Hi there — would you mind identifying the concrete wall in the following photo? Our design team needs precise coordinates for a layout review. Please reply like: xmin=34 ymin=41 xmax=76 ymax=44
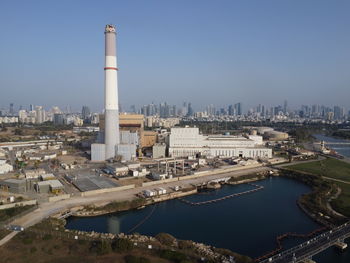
xmin=81 ymin=184 xmax=135 ymax=197
xmin=142 ymin=178 xmax=179 ymax=187
xmin=0 ymin=200 xmax=37 ymax=210
xmin=48 ymin=194 xmax=71 ymax=202
xmin=179 ymin=163 xmax=262 ymax=181
xmin=152 ymin=189 xmax=197 ymax=202
xmin=141 ymin=163 xmax=263 ymax=187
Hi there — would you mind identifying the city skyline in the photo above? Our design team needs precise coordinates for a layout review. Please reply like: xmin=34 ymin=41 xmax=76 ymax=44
xmin=1 ymin=1 xmax=350 ymax=111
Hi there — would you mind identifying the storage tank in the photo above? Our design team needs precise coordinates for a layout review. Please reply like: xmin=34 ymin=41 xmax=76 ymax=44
xmin=264 ymin=131 xmax=289 ymax=141
xmin=250 ymin=130 xmax=257 ymax=135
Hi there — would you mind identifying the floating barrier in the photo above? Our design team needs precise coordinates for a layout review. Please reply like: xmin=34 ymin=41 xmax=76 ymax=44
xmin=178 ymin=183 xmax=264 ymax=206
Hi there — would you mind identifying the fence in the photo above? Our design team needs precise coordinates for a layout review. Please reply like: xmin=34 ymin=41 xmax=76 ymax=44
xmin=80 ymin=184 xmax=136 ymax=197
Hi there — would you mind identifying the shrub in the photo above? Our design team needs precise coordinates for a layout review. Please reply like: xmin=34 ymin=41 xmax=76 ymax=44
xmin=112 ymin=238 xmax=134 ymax=252
xmin=155 ymin=233 xmax=176 ymax=246
xmin=43 ymin=234 xmax=52 ymax=240
xmin=89 ymin=240 xmax=112 ymax=255
xmin=159 ymin=249 xmax=188 ymax=263
xmin=22 ymin=238 xmax=33 ymax=245
xmin=124 ymin=255 xmax=151 ymax=263
xmin=97 ymin=240 xmax=112 ymax=255
xmin=178 ymin=240 xmax=194 ymax=250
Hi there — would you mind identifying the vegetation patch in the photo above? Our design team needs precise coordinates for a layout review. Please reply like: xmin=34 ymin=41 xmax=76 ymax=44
xmin=288 ymin=158 xmax=350 ymax=182
xmin=85 ymin=198 xmax=147 ymax=214
xmin=287 ymin=158 xmax=350 ymax=218
xmin=0 ymin=205 xmax=35 ymax=222
xmin=330 ymin=182 xmax=350 ymax=217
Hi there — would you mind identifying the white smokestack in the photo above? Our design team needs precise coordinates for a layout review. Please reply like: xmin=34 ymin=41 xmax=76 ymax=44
xmin=104 ymin=24 xmax=119 ymax=159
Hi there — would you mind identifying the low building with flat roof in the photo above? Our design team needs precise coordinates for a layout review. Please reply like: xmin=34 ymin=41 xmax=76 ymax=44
xmin=0 ymin=179 xmax=27 ymax=193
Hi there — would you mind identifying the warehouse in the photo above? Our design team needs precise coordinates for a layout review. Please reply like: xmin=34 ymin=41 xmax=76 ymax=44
xmin=0 ymin=179 xmax=27 ymax=193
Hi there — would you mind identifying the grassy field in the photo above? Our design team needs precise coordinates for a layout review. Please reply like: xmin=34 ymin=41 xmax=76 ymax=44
xmin=288 ymin=158 xmax=350 ymax=182
xmin=330 ymin=182 xmax=350 ymax=217
xmin=288 ymin=158 xmax=350 ymax=217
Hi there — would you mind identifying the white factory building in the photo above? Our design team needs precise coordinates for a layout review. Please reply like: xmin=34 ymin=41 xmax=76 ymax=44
xmin=168 ymin=127 xmax=272 ymax=159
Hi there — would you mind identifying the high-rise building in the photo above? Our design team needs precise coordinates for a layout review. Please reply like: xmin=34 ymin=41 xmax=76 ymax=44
xmin=130 ymin=105 xmax=136 ymax=113
xmin=334 ymin=106 xmax=344 ymax=120
xmin=187 ymin=103 xmax=193 ymax=116
xmin=82 ymin=106 xmax=91 ymax=120
xmin=9 ymin=103 xmax=14 ymax=115
xmin=35 ymin=106 xmax=45 ymax=124
xmin=283 ymin=100 xmax=288 ymax=114
xmin=234 ymin=103 xmax=242 ymax=116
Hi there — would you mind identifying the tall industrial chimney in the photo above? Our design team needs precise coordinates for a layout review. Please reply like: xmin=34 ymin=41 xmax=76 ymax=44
xmin=104 ymin=24 xmax=120 ymax=159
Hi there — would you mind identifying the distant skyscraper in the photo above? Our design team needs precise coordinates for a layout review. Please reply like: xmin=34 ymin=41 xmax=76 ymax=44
xmin=35 ymin=106 xmax=45 ymax=124
xmin=283 ymin=100 xmax=288 ymax=114
xmin=29 ymin=104 xmax=34 ymax=111
xmin=187 ymin=103 xmax=193 ymax=116
xmin=228 ymin=105 xmax=234 ymax=116
xmin=234 ymin=103 xmax=242 ymax=116
xmin=82 ymin=106 xmax=91 ymax=120
xmin=53 ymin=113 xmax=65 ymax=125
xmin=9 ymin=103 xmax=14 ymax=115
xmin=333 ymin=106 xmax=344 ymax=120
xmin=206 ymin=104 xmax=216 ymax=116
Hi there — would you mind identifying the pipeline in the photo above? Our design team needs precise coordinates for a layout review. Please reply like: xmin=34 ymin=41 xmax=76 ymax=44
xmin=126 ymin=204 xmax=158 ymax=234
xmin=178 ymin=183 xmax=264 ymax=206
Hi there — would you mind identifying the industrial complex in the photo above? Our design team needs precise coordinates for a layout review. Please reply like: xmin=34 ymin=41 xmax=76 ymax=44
xmin=0 ymin=25 xmax=306 ymax=252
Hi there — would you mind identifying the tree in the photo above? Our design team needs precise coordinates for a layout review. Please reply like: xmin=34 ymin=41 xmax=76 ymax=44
xmin=34 ymin=160 xmax=41 ymax=169
xmin=14 ymin=128 xmax=23 ymax=135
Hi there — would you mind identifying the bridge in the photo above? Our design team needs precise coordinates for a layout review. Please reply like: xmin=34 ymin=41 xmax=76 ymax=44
xmin=314 ymin=142 xmax=350 ymax=145
xmin=57 ymin=211 xmax=74 ymax=220
xmin=258 ymin=222 xmax=350 ymax=263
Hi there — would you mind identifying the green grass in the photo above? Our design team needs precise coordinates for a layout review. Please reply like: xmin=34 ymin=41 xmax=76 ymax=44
xmin=288 ymin=158 xmax=350 ymax=182
xmin=331 ymin=182 xmax=350 ymax=216
xmin=288 ymin=158 xmax=350 ymax=217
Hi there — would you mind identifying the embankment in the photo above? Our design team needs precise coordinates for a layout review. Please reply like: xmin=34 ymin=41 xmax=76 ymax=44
xmin=280 ymin=168 xmax=346 ymax=226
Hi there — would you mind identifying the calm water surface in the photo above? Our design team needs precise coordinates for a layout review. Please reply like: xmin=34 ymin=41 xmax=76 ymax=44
xmin=66 ymin=177 xmax=350 ymax=261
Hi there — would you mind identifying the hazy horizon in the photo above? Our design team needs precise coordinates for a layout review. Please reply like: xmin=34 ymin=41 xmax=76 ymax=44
xmin=1 ymin=0 xmax=349 ymax=112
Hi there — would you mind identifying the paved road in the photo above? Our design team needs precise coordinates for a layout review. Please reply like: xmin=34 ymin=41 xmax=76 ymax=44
xmin=0 ymin=165 xmax=269 ymax=246
xmin=0 ymin=232 xmax=17 ymax=247
xmin=274 ymin=157 xmax=325 ymax=168
xmin=322 ymin=176 xmax=350 ymax=185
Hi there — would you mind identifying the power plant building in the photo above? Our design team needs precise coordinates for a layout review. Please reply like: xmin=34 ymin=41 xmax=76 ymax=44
xmin=168 ymin=127 xmax=272 ymax=159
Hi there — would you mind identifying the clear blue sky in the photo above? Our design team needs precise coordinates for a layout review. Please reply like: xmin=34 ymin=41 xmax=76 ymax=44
xmin=0 ymin=0 xmax=349 ymax=112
